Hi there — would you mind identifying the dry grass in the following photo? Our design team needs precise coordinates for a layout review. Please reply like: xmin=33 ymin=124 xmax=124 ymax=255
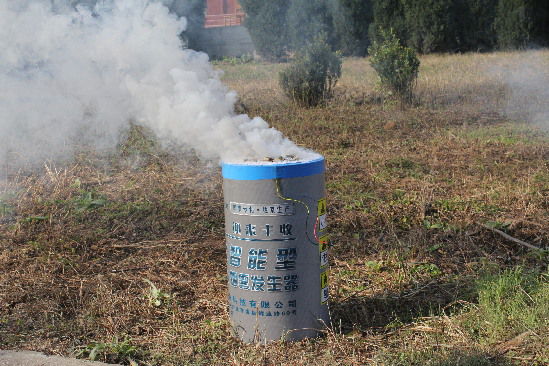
xmin=1 ymin=51 xmax=548 ymax=365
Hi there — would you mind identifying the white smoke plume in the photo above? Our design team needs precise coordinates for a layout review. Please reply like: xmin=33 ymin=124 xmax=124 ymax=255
xmin=0 ymin=0 xmax=315 ymax=174
xmin=499 ymin=51 xmax=549 ymax=129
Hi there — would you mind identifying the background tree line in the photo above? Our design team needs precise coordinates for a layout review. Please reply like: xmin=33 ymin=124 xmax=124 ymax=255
xmin=237 ymin=0 xmax=549 ymax=60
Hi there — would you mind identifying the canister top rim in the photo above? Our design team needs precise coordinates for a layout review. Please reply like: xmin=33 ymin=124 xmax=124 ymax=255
xmin=222 ymin=156 xmax=325 ymax=180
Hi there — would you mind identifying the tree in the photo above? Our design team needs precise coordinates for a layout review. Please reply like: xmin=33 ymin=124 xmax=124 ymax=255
xmin=535 ymin=0 xmax=549 ymax=45
xmin=494 ymin=0 xmax=549 ymax=49
xmin=329 ymin=0 xmax=373 ymax=56
xmin=286 ymin=0 xmax=335 ymax=51
xmin=370 ymin=0 xmax=525 ymax=53
xmin=454 ymin=0 xmax=498 ymax=51
xmin=369 ymin=0 xmax=407 ymax=47
xmin=239 ymin=0 xmax=290 ymax=60
xmin=402 ymin=0 xmax=458 ymax=53
xmin=168 ymin=0 xmax=206 ymax=50
xmin=495 ymin=0 xmax=534 ymax=49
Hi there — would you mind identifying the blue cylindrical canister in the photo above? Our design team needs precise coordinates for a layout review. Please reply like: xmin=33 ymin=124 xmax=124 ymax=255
xmin=222 ymin=156 xmax=330 ymax=342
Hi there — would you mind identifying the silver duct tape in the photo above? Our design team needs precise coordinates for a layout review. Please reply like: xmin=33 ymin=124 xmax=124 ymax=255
xmin=223 ymin=173 xmax=330 ymax=343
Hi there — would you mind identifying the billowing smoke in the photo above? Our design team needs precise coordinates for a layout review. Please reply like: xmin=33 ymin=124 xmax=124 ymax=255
xmin=0 ymin=0 xmax=315 ymax=175
xmin=500 ymin=51 xmax=549 ymax=129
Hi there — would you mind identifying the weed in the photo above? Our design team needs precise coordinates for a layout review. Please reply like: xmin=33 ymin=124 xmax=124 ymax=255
xmin=26 ymin=241 xmax=44 ymax=251
xmin=73 ymin=191 xmax=106 ymax=212
xmin=423 ymin=219 xmax=445 ymax=230
xmin=22 ymin=215 xmax=48 ymax=223
xmin=385 ymin=316 xmax=405 ymax=330
xmin=427 ymin=243 xmax=445 ymax=252
xmin=76 ymin=336 xmax=142 ymax=364
xmin=366 ymin=260 xmax=384 ymax=272
xmin=410 ymin=263 xmax=443 ymax=278
xmin=144 ymin=279 xmax=171 ymax=307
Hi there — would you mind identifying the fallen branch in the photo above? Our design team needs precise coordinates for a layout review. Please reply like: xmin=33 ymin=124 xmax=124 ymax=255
xmin=494 ymin=330 xmax=535 ymax=354
xmin=480 ymin=224 xmax=546 ymax=251
xmin=111 ymin=266 xmax=150 ymax=273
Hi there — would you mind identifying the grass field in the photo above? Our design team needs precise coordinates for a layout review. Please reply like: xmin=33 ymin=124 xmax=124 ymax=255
xmin=0 ymin=50 xmax=548 ymax=365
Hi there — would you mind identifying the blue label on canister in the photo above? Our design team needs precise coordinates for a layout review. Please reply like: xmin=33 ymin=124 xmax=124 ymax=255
xmin=222 ymin=157 xmax=325 ymax=181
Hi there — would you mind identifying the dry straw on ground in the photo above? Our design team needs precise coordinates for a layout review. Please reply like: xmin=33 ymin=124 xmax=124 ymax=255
xmin=1 ymin=51 xmax=548 ymax=365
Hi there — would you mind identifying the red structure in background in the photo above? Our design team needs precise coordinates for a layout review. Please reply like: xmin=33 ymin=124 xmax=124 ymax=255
xmin=204 ymin=0 xmax=245 ymax=28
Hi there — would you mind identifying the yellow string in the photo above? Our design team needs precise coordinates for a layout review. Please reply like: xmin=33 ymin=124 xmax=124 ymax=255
xmin=275 ymin=178 xmax=317 ymax=246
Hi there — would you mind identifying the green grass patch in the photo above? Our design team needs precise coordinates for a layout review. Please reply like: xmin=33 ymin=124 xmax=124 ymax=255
xmin=385 ymin=157 xmax=428 ymax=179
xmin=456 ymin=123 xmax=549 ymax=145
xmin=0 ymin=197 xmax=14 ymax=217
xmin=327 ymin=174 xmax=378 ymax=211
xmin=462 ymin=267 xmax=548 ymax=344
xmin=117 ymin=123 xmax=159 ymax=157
xmin=374 ymin=349 xmax=502 ymax=366
xmin=532 ymin=169 xmax=549 ymax=191
xmin=217 ymin=62 xmax=285 ymax=82
xmin=433 ymin=197 xmax=502 ymax=216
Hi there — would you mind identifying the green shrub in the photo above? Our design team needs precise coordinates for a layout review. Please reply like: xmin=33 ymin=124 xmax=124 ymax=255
xmin=279 ymin=39 xmax=342 ymax=107
xmin=368 ymin=29 xmax=420 ymax=103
